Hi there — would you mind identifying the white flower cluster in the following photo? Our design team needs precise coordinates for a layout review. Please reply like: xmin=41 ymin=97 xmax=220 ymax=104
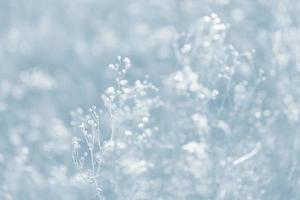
xmin=71 ymin=57 xmax=161 ymax=199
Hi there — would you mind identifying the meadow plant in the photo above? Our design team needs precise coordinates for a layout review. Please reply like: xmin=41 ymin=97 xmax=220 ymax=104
xmin=71 ymin=57 xmax=161 ymax=199
xmin=71 ymin=14 xmax=268 ymax=199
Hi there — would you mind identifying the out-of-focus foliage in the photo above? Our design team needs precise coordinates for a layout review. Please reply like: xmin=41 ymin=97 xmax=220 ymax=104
xmin=1 ymin=0 xmax=300 ymax=199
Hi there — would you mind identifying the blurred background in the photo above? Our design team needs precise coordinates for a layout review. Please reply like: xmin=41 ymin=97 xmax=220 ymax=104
xmin=1 ymin=0 xmax=300 ymax=199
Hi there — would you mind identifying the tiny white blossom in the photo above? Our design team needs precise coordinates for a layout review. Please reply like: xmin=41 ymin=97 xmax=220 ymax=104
xmin=105 ymin=87 xmax=115 ymax=95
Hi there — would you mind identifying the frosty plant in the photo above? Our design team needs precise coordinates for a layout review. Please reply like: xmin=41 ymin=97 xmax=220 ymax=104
xmin=71 ymin=57 xmax=160 ymax=199
xmin=71 ymin=13 xmax=270 ymax=200
xmin=71 ymin=106 xmax=104 ymax=199
xmin=155 ymin=14 xmax=267 ymax=199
